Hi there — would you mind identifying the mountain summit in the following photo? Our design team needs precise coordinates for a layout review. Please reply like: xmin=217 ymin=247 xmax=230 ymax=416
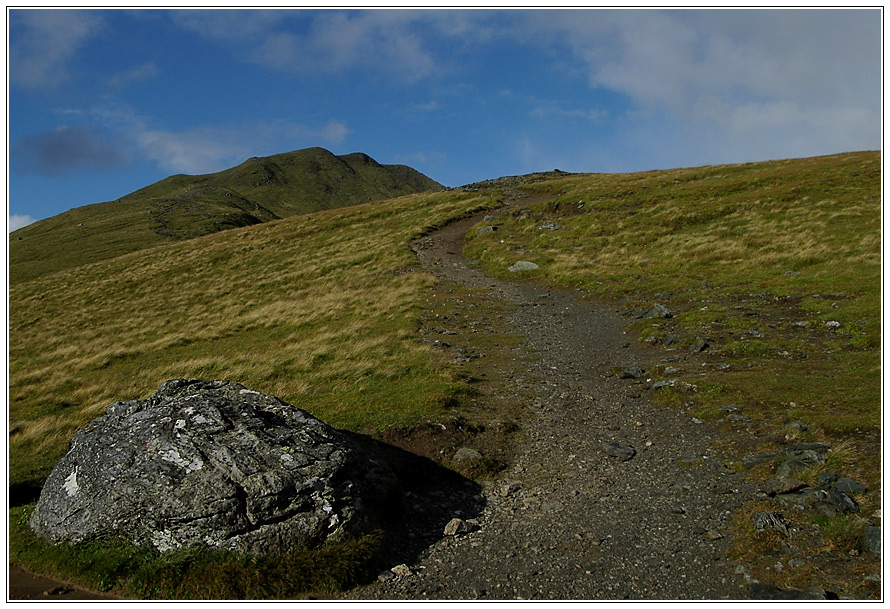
xmin=10 ymin=147 xmax=443 ymax=283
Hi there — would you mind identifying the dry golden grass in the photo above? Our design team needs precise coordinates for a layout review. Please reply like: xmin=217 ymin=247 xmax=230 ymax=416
xmin=9 ymin=189 xmax=500 ymax=488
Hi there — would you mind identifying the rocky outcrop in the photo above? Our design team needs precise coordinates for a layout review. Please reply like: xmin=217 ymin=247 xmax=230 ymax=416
xmin=29 ymin=379 xmax=398 ymax=556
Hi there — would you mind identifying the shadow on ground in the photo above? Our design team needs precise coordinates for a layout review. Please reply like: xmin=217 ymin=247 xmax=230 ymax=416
xmin=345 ymin=429 xmax=486 ymax=579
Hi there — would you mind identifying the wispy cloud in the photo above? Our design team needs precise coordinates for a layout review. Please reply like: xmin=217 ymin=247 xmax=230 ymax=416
xmin=105 ymin=62 xmax=159 ymax=89
xmin=510 ymin=9 xmax=880 ymax=161
xmin=9 ymin=214 xmax=37 ymax=232
xmin=170 ymin=9 xmax=441 ymax=83
xmin=9 ymin=9 xmax=104 ymax=90
xmin=11 ymin=125 xmax=128 ymax=175
xmin=135 ymin=119 xmax=352 ymax=175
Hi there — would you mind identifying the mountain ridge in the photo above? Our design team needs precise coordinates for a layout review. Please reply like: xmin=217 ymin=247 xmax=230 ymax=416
xmin=10 ymin=147 xmax=443 ymax=283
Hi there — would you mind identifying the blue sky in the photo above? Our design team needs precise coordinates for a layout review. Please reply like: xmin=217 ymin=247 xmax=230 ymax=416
xmin=7 ymin=8 xmax=882 ymax=231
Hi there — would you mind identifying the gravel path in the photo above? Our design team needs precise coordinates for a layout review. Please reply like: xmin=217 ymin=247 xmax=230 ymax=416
xmin=344 ymin=194 xmax=757 ymax=600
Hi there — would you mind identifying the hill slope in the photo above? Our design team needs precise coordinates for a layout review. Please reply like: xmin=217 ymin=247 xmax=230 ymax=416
xmin=9 ymin=147 xmax=442 ymax=283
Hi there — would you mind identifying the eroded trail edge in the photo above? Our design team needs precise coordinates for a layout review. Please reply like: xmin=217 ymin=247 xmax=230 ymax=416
xmin=346 ymin=195 xmax=756 ymax=600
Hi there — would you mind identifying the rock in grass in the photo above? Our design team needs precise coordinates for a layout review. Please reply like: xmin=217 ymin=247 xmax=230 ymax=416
xmin=752 ymin=511 xmax=790 ymax=537
xmin=775 ymin=450 xmax=825 ymax=478
xmin=508 ymin=260 xmax=539 ymax=272
xmin=636 ymin=303 xmax=673 ymax=319
xmin=29 ymin=379 xmax=398 ymax=556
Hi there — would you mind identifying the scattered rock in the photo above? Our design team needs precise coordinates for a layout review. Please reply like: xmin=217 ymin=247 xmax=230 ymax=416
xmin=477 ymin=226 xmax=498 ymax=235
xmin=603 ymin=442 xmax=636 ymax=461
xmin=637 ymin=304 xmax=673 ymax=319
xmin=690 ymin=338 xmax=710 ymax=353
xmin=775 ymin=450 xmax=826 ymax=478
xmin=508 ymin=260 xmax=539 ymax=272
xmin=443 ymin=517 xmax=477 ymax=536
xmin=647 ymin=380 xmax=673 ymax=390
xmin=454 ymin=447 xmax=483 ymax=463
xmin=817 ymin=471 xmax=839 ymax=488
xmin=752 ymin=511 xmax=790 ymax=537
xmin=499 ymin=481 xmax=521 ymax=497
xmin=391 ymin=564 xmax=413 ymax=577
xmin=618 ymin=365 xmax=645 ymax=379
xmin=785 ymin=420 xmax=809 ymax=432
xmin=814 ymin=488 xmax=860 ymax=517
xmin=863 ymin=526 xmax=881 ymax=555
xmin=29 ymin=379 xmax=398 ymax=556
xmin=743 ymin=452 xmax=782 ymax=469
xmin=832 ymin=477 xmax=867 ymax=495
xmin=825 ymin=321 xmax=842 ymax=329
xmin=761 ymin=478 xmax=807 ymax=497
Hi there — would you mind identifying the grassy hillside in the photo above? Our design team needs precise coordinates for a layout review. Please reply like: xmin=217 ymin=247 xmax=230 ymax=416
xmin=464 ymin=151 xmax=880 ymax=469
xmin=9 ymin=147 xmax=442 ymax=283
xmin=8 ymin=151 xmax=880 ymax=598
xmin=8 ymin=190 xmax=497 ymax=495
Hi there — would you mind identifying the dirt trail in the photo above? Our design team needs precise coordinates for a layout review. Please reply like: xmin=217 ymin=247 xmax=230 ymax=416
xmin=345 ymin=192 xmax=756 ymax=600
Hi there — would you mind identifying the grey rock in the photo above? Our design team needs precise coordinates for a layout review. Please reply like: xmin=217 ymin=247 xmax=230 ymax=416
xmin=785 ymin=420 xmax=809 ymax=432
xmin=772 ymin=487 xmax=823 ymax=510
xmin=786 ymin=442 xmax=830 ymax=454
xmin=619 ymin=365 xmax=645 ymax=379
xmin=603 ymin=442 xmax=636 ymax=461
xmin=727 ymin=413 xmax=752 ymax=424
xmin=690 ymin=338 xmax=710 ymax=353
xmin=508 ymin=260 xmax=539 ymax=272
xmin=743 ymin=452 xmax=781 ymax=469
xmin=832 ymin=477 xmax=866 ymax=495
xmin=752 ymin=511 xmax=790 ymax=537
xmin=817 ymin=471 xmax=839 ymax=488
xmin=29 ymin=379 xmax=397 ymax=556
xmin=477 ymin=226 xmax=498 ymax=235
xmin=775 ymin=450 xmax=825 ymax=478
xmin=637 ymin=303 xmax=673 ymax=319
xmin=863 ymin=526 xmax=881 ymax=555
xmin=444 ymin=517 xmax=475 ymax=536
xmin=814 ymin=487 xmax=860 ymax=517
xmin=391 ymin=563 xmax=413 ymax=577
xmin=760 ymin=478 xmax=806 ymax=497
xmin=454 ymin=447 xmax=483 ymax=462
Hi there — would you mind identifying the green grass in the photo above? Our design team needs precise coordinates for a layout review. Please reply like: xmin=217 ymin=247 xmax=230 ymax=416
xmin=464 ymin=151 xmax=880 ymax=437
xmin=10 ymin=505 xmax=382 ymax=599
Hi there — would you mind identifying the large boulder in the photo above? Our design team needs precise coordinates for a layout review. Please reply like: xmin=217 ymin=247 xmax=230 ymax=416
xmin=29 ymin=379 xmax=398 ymax=556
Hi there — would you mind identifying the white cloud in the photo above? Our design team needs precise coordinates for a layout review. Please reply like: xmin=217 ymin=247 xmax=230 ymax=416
xmin=105 ymin=62 xmax=159 ymax=89
xmin=133 ymin=118 xmax=352 ymax=175
xmin=511 ymin=9 xmax=880 ymax=161
xmin=170 ymin=9 xmax=441 ymax=83
xmin=9 ymin=9 xmax=104 ymax=90
xmin=9 ymin=214 xmax=37 ymax=232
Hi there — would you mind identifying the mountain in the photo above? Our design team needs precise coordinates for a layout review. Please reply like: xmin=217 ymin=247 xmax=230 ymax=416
xmin=9 ymin=147 xmax=443 ymax=283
